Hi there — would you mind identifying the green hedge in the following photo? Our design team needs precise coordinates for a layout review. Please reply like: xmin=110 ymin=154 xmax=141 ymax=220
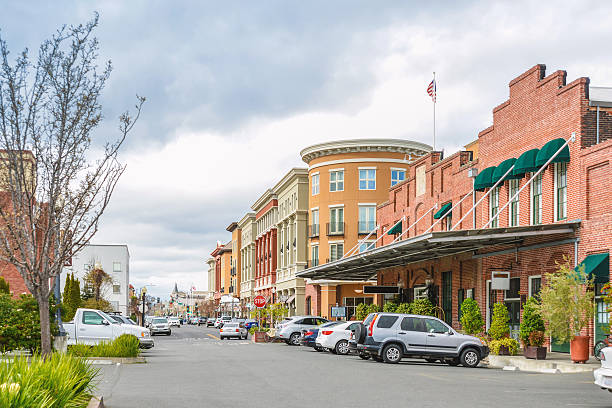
xmin=68 ymin=334 xmax=140 ymax=358
xmin=0 ymin=294 xmax=59 ymax=353
xmin=0 ymin=352 xmax=97 ymax=407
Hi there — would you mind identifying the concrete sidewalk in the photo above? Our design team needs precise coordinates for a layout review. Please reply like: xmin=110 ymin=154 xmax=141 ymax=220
xmin=486 ymin=351 xmax=599 ymax=373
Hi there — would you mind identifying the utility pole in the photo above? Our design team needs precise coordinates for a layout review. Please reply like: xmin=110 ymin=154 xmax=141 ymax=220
xmin=141 ymin=287 xmax=147 ymax=326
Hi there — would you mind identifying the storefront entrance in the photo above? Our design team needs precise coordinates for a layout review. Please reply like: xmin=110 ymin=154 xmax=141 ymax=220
xmin=505 ymin=301 xmax=520 ymax=341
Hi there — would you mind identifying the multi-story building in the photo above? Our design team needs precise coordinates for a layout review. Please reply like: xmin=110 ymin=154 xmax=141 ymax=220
xmin=206 ymin=258 xmax=216 ymax=297
xmin=238 ymin=213 xmax=256 ymax=309
xmin=61 ymin=244 xmax=130 ymax=316
xmin=273 ymin=168 xmax=309 ymax=315
xmin=210 ymin=241 xmax=232 ymax=304
xmin=227 ymin=222 xmax=241 ymax=299
xmin=252 ymin=189 xmax=278 ymax=303
xmin=301 ymin=64 xmax=612 ymax=355
xmin=299 ymin=139 xmax=431 ymax=319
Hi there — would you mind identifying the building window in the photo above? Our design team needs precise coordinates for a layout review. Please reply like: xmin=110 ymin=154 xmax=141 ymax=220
xmin=329 ymin=170 xmax=344 ymax=192
xmin=113 ymin=285 xmax=121 ymax=294
xmin=311 ymin=173 xmax=319 ymax=195
xmin=555 ymin=162 xmax=567 ymax=221
xmin=529 ymin=276 xmax=541 ymax=300
xmin=509 ymin=179 xmax=520 ymax=227
xmin=531 ymin=172 xmax=542 ymax=225
xmin=306 ymin=296 xmax=312 ymax=315
xmin=391 ymin=169 xmax=406 ymax=186
xmin=489 ymin=186 xmax=499 ymax=228
xmin=344 ymin=297 xmax=373 ymax=320
xmin=329 ymin=207 xmax=344 ymax=234
xmin=358 ymin=205 xmax=376 ymax=233
xmin=505 ymin=278 xmax=520 ymax=300
xmin=310 ymin=209 xmax=319 ymax=237
xmin=442 ymin=272 xmax=452 ymax=325
xmin=358 ymin=241 xmax=375 ymax=253
xmin=414 ymin=286 xmax=428 ymax=300
xmin=310 ymin=245 xmax=319 ymax=267
xmin=329 ymin=243 xmax=344 ymax=262
xmin=359 ymin=169 xmax=376 ymax=190
xmin=113 ymin=262 xmax=121 ymax=272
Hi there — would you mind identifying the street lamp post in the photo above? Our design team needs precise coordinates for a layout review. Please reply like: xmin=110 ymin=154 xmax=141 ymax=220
xmin=141 ymin=287 xmax=147 ymax=326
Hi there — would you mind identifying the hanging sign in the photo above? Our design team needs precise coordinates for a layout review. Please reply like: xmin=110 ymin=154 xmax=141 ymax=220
xmin=491 ymin=271 xmax=510 ymax=290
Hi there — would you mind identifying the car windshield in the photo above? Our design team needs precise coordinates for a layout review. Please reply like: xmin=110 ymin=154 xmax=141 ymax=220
xmin=321 ymin=321 xmax=344 ymax=328
xmin=110 ymin=315 xmax=123 ymax=324
xmin=98 ymin=311 xmax=120 ymax=325
xmin=153 ymin=318 xmax=167 ymax=324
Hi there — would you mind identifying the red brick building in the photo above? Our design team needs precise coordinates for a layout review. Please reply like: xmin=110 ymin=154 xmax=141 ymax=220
xmin=252 ymin=189 xmax=279 ymax=303
xmin=300 ymin=64 xmax=611 ymax=354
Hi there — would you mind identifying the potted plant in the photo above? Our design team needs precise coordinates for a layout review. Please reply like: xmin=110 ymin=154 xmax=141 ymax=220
xmin=519 ymin=296 xmax=547 ymax=359
xmin=538 ymin=258 xmax=594 ymax=363
xmin=460 ymin=298 xmax=484 ymax=335
xmin=488 ymin=302 xmax=518 ymax=355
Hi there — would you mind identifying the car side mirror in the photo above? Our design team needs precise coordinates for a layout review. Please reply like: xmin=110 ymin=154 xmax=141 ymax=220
xmin=102 ymin=320 xmax=110 ymax=326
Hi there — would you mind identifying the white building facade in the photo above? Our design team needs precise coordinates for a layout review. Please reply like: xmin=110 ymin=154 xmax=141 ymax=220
xmin=61 ymin=244 xmax=130 ymax=316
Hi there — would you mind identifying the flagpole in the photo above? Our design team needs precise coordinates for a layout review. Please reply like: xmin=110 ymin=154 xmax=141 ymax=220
xmin=433 ymin=71 xmax=436 ymax=151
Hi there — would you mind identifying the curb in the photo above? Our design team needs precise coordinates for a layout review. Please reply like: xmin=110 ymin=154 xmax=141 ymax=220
xmin=87 ymin=396 xmax=104 ymax=408
xmin=85 ymin=357 xmax=146 ymax=365
xmin=487 ymin=355 xmax=597 ymax=374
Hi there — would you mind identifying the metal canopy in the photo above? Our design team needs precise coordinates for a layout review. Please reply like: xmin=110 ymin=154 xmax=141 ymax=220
xmin=298 ymin=222 xmax=579 ymax=281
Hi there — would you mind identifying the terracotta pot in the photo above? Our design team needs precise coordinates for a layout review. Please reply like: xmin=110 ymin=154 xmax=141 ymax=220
xmin=524 ymin=346 xmax=547 ymax=360
xmin=570 ymin=335 xmax=590 ymax=363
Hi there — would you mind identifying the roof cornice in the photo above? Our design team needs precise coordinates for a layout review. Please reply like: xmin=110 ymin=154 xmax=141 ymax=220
xmin=300 ymin=138 xmax=432 ymax=164
xmin=272 ymin=167 xmax=309 ymax=194
xmin=251 ymin=188 xmax=277 ymax=211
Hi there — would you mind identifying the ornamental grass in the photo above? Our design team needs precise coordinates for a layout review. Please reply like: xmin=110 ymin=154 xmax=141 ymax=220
xmin=68 ymin=334 xmax=140 ymax=358
xmin=0 ymin=352 xmax=98 ymax=408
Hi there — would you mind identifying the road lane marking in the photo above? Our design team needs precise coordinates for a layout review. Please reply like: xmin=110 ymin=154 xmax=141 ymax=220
xmin=207 ymin=334 xmax=220 ymax=340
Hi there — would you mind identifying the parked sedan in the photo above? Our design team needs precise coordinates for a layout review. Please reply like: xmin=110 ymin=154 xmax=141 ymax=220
xmin=300 ymin=321 xmax=344 ymax=350
xmin=276 ymin=316 xmax=329 ymax=345
xmin=150 ymin=317 xmax=172 ymax=336
xmin=198 ymin=317 xmax=207 ymax=326
xmin=595 ymin=347 xmax=612 ymax=392
xmin=207 ymin=318 xmax=216 ymax=327
xmin=244 ymin=319 xmax=259 ymax=330
xmin=220 ymin=323 xmax=248 ymax=340
xmin=316 ymin=321 xmax=361 ymax=355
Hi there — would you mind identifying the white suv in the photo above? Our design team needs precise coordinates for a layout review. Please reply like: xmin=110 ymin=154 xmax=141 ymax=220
xmin=354 ymin=313 xmax=488 ymax=367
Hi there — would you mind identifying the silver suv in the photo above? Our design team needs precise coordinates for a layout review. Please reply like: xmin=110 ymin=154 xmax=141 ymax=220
xmin=354 ymin=313 xmax=488 ymax=367
xmin=276 ymin=316 xmax=329 ymax=345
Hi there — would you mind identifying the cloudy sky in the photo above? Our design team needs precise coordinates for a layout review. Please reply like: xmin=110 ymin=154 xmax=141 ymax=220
xmin=2 ymin=1 xmax=612 ymax=299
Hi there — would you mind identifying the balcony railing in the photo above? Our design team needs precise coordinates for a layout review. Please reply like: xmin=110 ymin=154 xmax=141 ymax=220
xmin=307 ymin=259 xmax=319 ymax=268
xmin=309 ymin=224 xmax=320 ymax=238
xmin=326 ymin=222 xmax=345 ymax=236
xmin=358 ymin=221 xmax=376 ymax=234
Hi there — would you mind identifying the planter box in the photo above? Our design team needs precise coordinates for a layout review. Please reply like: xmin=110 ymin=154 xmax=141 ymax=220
xmin=524 ymin=346 xmax=547 ymax=360
xmin=570 ymin=335 xmax=590 ymax=363
xmin=252 ymin=332 xmax=268 ymax=343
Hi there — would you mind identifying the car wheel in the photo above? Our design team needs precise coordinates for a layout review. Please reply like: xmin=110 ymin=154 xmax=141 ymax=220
xmin=446 ymin=358 xmax=460 ymax=366
xmin=335 ymin=340 xmax=350 ymax=355
xmin=289 ymin=333 xmax=301 ymax=346
xmin=460 ymin=348 xmax=481 ymax=368
xmin=358 ymin=353 xmax=371 ymax=360
xmin=425 ymin=358 xmax=438 ymax=363
xmin=382 ymin=344 xmax=402 ymax=364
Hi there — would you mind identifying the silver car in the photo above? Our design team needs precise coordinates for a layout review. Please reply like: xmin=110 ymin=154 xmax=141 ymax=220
xmin=150 ymin=317 xmax=172 ymax=336
xmin=276 ymin=316 xmax=329 ymax=345
xmin=354 ymin=313 xmax=488 ymax=367
xmin=220 ymin=322 xmax=248 ymax=340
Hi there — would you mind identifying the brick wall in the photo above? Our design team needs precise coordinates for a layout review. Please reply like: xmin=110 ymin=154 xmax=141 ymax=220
xmin=0 ymin=262 xmax=28 ymax=297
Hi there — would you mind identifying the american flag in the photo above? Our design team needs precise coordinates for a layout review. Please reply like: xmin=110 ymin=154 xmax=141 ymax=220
xmin=427 ymin=79 xmax=436 ymax=102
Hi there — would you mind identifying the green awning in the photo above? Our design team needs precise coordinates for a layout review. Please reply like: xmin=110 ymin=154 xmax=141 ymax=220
xmin=535 ymin=138 xmax=570 ymax=167
xmin=576 ymin=253 xmax=609 ymax=284
xmin=492 ymin=158 xmax=518 ymax=183
xmin=433 ymin=202 xmax=452 ymax=219
xmin=513 ymin=149 xmax=540 ymax=177
xmin=387 ymin=221 xmax=402 ymax=235
xmin=474 ymin=166 xmax=496 ymax=191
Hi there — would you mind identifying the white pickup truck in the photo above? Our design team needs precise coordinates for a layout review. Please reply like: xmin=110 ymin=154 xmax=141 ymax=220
xmin=64 ymin=308 xmax=154 ymax=349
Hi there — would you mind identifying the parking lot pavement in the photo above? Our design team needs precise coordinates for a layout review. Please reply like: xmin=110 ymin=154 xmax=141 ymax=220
xmin=96 ymin=327 xmax=606 ymax=408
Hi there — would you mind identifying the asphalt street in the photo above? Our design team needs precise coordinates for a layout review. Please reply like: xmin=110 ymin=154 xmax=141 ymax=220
xmin=96 ymin=325 xmax=609 ymax=408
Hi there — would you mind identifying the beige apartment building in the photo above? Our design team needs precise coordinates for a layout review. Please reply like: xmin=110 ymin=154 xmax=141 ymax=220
xmin=300 ymin=138 xmax=431 ymax=319
xmin=238 ymin=213 xmax=256 ymax=309
xmin=206 ymin=257 xmax=215 ymax=299
xmin=273 ymin=168 xmax=309 ymax=315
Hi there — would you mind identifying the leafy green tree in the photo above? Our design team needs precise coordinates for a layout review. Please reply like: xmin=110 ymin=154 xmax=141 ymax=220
xmin=489 ymin=302 xmax=510 ymax=340
xmin=519 ymin=297 xmax=545 ymax=346
xmin=0 ymin=294 xmax=59 ymax=352
xmin=411 ymin=298 xmax=436 ymax=316
xmin=459 ymin=298 xmax=484 ymax=335
xmin=537 ymin=258 xmax=594 ymax=343
xmin=367 ymin=303 xmax=380 ymax=315
xmin=69 ymin=274 xmax=82 ymax=317
xmin=62 ymin=274 xmax=73 ymax=319
xmin=396 ymin=303 xmax=412 ymax=314
xmin=82 ymin=298 xmax=113 ymax=313
xmin=355 ymin=303 xmax=370 ymax=320
xmin=0 ymin=276 xmax=9 ymax=295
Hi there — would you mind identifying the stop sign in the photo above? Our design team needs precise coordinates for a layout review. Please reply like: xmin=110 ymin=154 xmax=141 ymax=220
xmin=253 ymin=295 xmax=266 ymax=308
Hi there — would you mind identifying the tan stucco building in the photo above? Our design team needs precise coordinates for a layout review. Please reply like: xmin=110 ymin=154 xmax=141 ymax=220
xmin=238 ymin=213 xmax=256 ymax=309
